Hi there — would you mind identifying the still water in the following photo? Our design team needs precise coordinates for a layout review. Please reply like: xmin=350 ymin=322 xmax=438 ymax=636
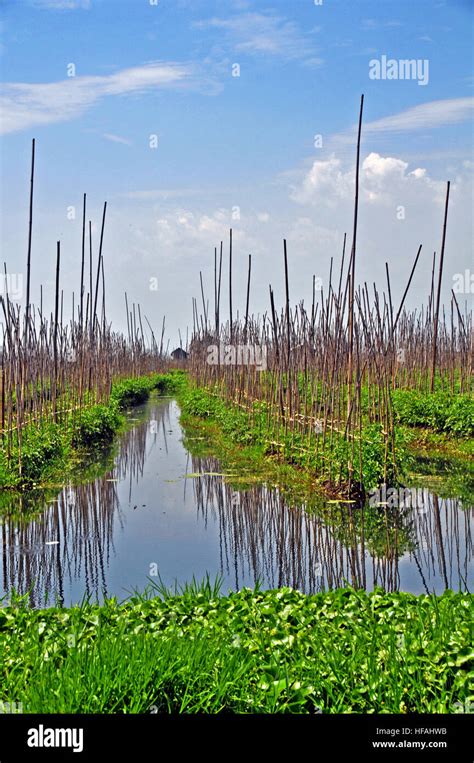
xmin=0 ymin=396 xmax=472 ymax=606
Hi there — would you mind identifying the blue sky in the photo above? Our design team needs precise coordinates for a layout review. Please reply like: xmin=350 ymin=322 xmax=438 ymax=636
xmin=1 ymin=0 xmax=473 ymax=344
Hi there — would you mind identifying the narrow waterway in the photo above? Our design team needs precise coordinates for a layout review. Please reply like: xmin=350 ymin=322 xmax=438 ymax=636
xmin=0 ymin=396 xmax=472 ymax=606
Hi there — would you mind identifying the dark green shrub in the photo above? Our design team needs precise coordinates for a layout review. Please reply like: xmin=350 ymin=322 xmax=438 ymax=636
xmin=17 ymin=424 xmax=63 ymax=483
xmin=73 ymin=403 xmax=122 ymax=447
xmin=392 ymin=390 xmax=474 ymax=436
xmin=110 ymin=378 xmax=152 ymax=409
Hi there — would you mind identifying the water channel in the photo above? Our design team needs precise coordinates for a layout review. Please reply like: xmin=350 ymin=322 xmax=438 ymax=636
xmin=0 ymin=396 xmax=472 ymax=607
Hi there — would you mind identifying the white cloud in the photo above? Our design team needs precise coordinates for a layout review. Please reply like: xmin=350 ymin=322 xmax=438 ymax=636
xmin=32 ymin=0 xmax=91 ymax=8
xmin=363 ymin=97 xmax=474 ymax=135
xmin=290 ymin=151 xmax=447 ymax=207
xmin=361 ymin=19 xmax=403 ymax=30
xmin=195 ymin=12 xmax=323 ymax=67
xmin=118 ymin=189 xmax=201 ymax=201
xmin=102 ymin=133 xmax=132 ymax=146
xmin=291 ymin=156 xmax=353 ymax=207
xmin=409 ymin=167 xmax=427 ymax=179
xmin=363 ymin=152 xmax=408 ymax=180
xmin=152 ymin=208 xmax=252 ymax=252
xmin=2 ymin=163 xmax=470 ymax=346
xmin=0 ymin=62 xmax=194 ymax=135
xmin=328 ymin=98 xmax=474 ymax=153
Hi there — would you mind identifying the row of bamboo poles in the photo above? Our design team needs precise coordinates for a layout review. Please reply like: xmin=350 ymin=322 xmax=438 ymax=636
xmin=1 ymin=140 xmax=169 ymax=475
xmin=187 ymin=97 xmax=472 ymax=492
xmin=188 ymin=228 xmax=472 ymax=489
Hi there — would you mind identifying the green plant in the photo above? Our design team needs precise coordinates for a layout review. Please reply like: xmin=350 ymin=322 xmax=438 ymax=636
xmin=73 ymin=403 xmax=123 ymax=447
xmin=0 ymin=372 xmax=184 ymax=490
xmin=392 ymin=390 xmax=474 ymax=436
xmin=0 ymin=584 xmax=471 ymax=714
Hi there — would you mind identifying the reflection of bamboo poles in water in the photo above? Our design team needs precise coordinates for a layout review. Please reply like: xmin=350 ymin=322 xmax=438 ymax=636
xmin=0 ymin=478 xmax=119 ymax=606
xmin=0 ymin=399 xmax=173 ymax=606
xmin=412 ymin=491 xmax=472 ymax=591
xmin=191 ymin=456 xmax=472 ymax=594
xmin=115 ymin=401 xmax=173 ymax=499
xmin=433 ymin=494 xmax=449 ymax=589
xmin=193 ymin=455 xmax=380 ymax=593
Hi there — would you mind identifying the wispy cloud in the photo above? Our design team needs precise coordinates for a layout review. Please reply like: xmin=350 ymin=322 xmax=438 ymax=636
xmin=194 ymin=12 xmax=323 ymax=67
xmin=0 ymin=62 xmax=194 ymax=135
xmin=364 ymin=97 xmax=474 ymax=134
xmin=331 ymin=98 xmax=474 ymax=146
xmin=361 ymin=19 xmax=403 ymax=30
xmin=118 ymin=189 xmax=202 ymax=201
xmin=102 ymin=133 xmax=132 ymax=146
xmin=31 ymin=0 xmax=91 ymax=8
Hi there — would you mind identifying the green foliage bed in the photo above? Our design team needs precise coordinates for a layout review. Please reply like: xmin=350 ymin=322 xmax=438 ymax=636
xmin=0 ymin=371 xmax=185 ymax=489
xmin=178 ymin=382 xmax=473 ymax=496
xmin=0 ymin=584 xmax=471 ymax=714
xmin=392 ymin=390 xmax=474 ymax=437
xmin=180 ymin=385 xmax=413 ymax=489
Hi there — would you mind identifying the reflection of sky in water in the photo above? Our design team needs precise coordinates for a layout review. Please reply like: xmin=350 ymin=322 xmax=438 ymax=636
xmin=0 ymin=398 xmax=472 ymax=607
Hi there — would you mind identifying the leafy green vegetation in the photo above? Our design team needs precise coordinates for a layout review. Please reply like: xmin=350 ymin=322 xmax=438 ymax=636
xmin=177 ymin=380 xmax=473 ymax=502
xmin=73 ymin=403 xmax=123 ymax=447
xmin=179 ymin=385 xmax=414 ymax=492
xmin=3 ymin=371 xmax=470 ymax=500
xmin=392 ymin=389 xmax=474 ymax=437
xmin=110 ymin=370 xmax=186 ymax=411
xmin=0 ymin=370 xmax=186 ymax=490
xmin=399 ymin=428 xmax=474 ymax=507
xmin=1 ymin=374 xmax=471 ymax=717
xmin=0 ymin=423 xmax=64 ymax=489
xmin=0 ymin=583 xmax=471 ymax=713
